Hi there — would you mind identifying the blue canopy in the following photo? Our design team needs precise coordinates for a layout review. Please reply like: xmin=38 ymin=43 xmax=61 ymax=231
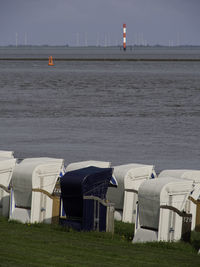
xmin=60 ymin=166 xmax=113 ymax=219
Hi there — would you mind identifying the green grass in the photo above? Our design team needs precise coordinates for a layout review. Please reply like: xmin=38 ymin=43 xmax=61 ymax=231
xmin=0 ymin=217 xmax=200 ymax=267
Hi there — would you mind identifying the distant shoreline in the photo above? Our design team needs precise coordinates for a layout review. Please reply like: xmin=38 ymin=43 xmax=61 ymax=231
xmin=0 ymin=45 xmax=200 ymax=48
xmin=0 ymin=58 xmax=200 ymax=61
xmin=1 ymin=46 xmax=200 ymax=61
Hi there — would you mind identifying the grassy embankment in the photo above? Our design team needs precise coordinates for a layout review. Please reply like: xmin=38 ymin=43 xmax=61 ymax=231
xmin=0 ymin=216 xmax=200 ymax=267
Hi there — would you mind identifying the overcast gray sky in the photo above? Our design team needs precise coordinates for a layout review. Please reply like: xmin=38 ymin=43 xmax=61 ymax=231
xmin=0 ymin=0 xmax=199 ymax=46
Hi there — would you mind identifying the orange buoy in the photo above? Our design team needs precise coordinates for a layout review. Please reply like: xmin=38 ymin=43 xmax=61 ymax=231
xmin=48 ymin=56 xmax=54 ymax=66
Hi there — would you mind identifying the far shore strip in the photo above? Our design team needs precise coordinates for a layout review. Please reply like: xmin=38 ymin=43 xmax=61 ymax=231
xmin=0 ymin=58 xmax=200 ymax=61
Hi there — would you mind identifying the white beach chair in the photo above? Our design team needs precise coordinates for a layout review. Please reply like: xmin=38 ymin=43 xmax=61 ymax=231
xmin=10 ymin=157 xmax=64 ymax=224
xmin=158 ymin=169 xmax=200 ymax=230
xmin=133 ymin=177 xmax=193 ymax=242
xmin=107 ymin=163 xmax=156 ymax=223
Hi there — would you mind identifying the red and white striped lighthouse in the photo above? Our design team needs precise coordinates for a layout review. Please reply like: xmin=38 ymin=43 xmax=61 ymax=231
xmin=123 ymin=23 xmax=126 ymax=51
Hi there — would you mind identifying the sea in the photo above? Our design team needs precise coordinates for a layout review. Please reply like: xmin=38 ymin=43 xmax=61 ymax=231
xmin=0 ymin=46 xmax=200 ymax=173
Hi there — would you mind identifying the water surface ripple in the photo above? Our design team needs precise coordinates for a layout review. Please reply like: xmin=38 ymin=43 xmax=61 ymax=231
xmin=0 ymin=60 xmax=200 ymax=172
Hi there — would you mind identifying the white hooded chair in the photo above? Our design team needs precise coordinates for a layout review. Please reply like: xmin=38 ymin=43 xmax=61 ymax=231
xmin=107 ymin=163 xmax=156 ymax=223
xmin=10 ymin=157 xmax=64 ymax=224
xmin=133 ymin=177 xmax=193 ymax=243
xmin=158 ymin=169 xmax=200 ymax=230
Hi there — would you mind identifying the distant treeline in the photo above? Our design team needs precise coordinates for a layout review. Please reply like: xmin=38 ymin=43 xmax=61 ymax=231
xmin=1 ymin=44 xmax=200 ymax=48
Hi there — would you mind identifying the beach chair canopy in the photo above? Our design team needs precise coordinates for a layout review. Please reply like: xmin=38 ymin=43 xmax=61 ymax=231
xmin=12 ymin=157 xmax=64 ymax=209
xmin=107 ymin=163 xmax=156 ymax=209
xmin=159 ymin=169 xmax=200 ymax=184
xmin=0 ymin=150 xmax=14 ymax=158
xmin=61 ymin=166 xmax=113 ymax=219
xmin=66 ymin=160 xmax=111 ymax=172
xmin=158 ymin=169 xmax=200 ymax=230
xmin=138 ymin=177 xmax=194 ymax=230
xmin=0 ymin=158 xmax=16 ymax=188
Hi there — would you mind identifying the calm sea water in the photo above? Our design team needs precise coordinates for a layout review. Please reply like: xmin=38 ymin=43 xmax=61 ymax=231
xmin=0 ymin=48 xmax=200 ymax=172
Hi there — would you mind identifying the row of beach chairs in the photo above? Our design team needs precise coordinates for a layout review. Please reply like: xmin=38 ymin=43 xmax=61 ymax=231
xmin=0 ymin=150 xmax=200 ymax=243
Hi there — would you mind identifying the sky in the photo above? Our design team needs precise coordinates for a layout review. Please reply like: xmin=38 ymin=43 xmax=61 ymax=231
xmin=0 ymin=0 xmax=199 ymax=46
